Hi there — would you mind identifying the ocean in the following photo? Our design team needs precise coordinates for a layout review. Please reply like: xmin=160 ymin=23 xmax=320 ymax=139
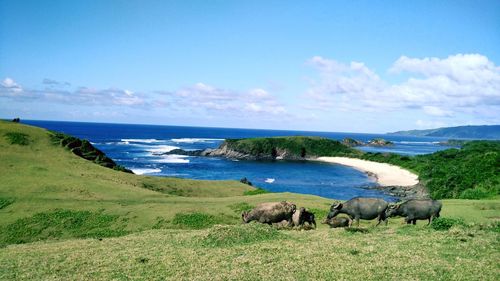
xmin=23 ymin=120 xmax=455 ymax=201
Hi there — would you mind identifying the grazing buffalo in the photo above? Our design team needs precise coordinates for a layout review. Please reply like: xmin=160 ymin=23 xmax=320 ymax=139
xmin=322 ymin=217 xmax=350 ymax=228
xmin=292 ymin=207 xmax=316 ymax=229
xmin=242 ymin=201 xmax=296 ymax=224
xmin=386 ymin=199 xmax=442 ymax=225
xmin=327 ymin=197 xmax=389 ymax=227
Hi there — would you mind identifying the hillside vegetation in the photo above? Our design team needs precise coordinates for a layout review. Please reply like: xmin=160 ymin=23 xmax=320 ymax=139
xmin=0 ymin=121 xmax=499 ymax=280
xmin=225 ymin=136 xmax=360 ymax=159
xmin=389 ymin=124 xmax=500 ymax=139
xmin=223 ymin=137 xmax=500 ymax=199
xmin=0 ymin=121 xmax=331 ymax=247
xmin=359 ymin=141 xmax=500 ymax=199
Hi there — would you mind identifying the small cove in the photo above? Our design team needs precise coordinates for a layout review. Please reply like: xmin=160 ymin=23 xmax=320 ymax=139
xmin=24 ymin=120 xmax=455 ymax=201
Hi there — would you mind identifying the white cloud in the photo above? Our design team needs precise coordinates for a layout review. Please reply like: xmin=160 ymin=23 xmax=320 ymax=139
xmin=0 ymin=79 xmax=146 ymax=107
xmin=422 ymin=106 xmax=453 ymax=117
xmin=304 ymin=54 xmax=500 ymax=124
xmin=1 ymin=77 xmax=22 ymax=93
xmin=163 ymin=83 xmax=287 ymax=117
xmin=1 ymin=78 xmax=288 ymax=120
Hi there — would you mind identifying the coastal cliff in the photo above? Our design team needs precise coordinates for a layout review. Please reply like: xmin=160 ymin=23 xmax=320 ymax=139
xmin=164 ymin=136 xmax=361 ymax=160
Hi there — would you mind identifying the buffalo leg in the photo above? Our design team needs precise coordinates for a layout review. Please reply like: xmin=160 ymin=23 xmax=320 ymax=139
xmin=412 ymin=219 xmax=416 ymax=225
xmin=427 ymin=215 xmax=434 ymax=225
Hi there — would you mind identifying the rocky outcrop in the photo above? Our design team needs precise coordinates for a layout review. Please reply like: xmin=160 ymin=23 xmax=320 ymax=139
xmin=341 ymin=138 xmax=365 ymax=147
xmin=50 ymin=132 xmax=133 ymax=173
xmin=163 ymin=141 xmax=310 ymax=161
xmin=366 ymin=138 xmax=394 ymax=147
xmin=366 ymin=183 xmax=429 ymax=199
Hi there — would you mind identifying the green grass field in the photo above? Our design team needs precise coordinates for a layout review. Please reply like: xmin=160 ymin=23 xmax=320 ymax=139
xmin=0 ymin=121 xmax=499 ymax=280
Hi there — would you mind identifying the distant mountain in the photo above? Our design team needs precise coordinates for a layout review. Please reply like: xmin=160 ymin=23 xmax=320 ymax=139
xmin=388 ymin=125 xmax=500 ymax=139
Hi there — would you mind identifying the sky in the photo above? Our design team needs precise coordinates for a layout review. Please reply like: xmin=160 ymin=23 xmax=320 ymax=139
xmin=0 ymin=0 xmax=499 ymax=133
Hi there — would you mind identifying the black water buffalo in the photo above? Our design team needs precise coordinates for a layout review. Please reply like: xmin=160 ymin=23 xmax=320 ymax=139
xmin=386 ymin=199 xmax=442 ymax=225
xmin=242 ymin=201 xmax=296 ymax=224
xmin=322 ymin=217 xmax=350 ymax=228
xmin=292 ymin=207 xmax=316 ymax=229
xmin=327 ymin=197 xmax=389 ymax=227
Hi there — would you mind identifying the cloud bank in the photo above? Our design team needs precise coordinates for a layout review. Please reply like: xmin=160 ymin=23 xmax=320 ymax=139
xmin=1 ymin=53 xmax=499 ymax=129
xmin=305 ymin=53 xmax=500 ymax=125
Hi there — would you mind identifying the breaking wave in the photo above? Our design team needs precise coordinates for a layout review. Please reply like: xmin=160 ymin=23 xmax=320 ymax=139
xmin=146 ymin=145 xmax=180 ymax=154
xmin=153 ymin=155 xmax=190 ymax=164
xmin=171 ymin=138 xmax=224 ymax=144
xmin=121 ymin=138 xmax=165 ymax=143
xmin=131 ymin=168 xmax=162 ymax=175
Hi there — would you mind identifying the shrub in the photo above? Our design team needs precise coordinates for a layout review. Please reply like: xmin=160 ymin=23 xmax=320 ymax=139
xmin=4 ymin=132 xmax=30 ymax=145
xmin=430 ymin=217 xmax=465 ymax=231
xmin=243 ymin=188 xmax=269 ymax=196
xmin=201 ymin=224 xmax=282 ymax=247
xmin=0 ymin=209 xmax=127 ymax=247
xmin=0 ymin=198 xmax=14 ymax=210
xmin=171 ymin=212 xmax=221 ymax=229
xmin=228 ymin=202 xmax=254 ymax=214
xmin=459 ymin=187 xmax=496 ymax=199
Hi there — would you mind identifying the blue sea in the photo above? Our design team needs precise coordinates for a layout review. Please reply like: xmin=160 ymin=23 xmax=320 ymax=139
xmin=23 ymin=120 xmax=455 ymax=201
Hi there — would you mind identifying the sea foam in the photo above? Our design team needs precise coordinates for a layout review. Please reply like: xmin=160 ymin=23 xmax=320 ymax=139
xmin=121 ymin=138 xmax=165 ymax=143
xmin=153 ymin=154 xmax=190 ymax=164
xmin=171 ymin=138 xmax=224 ymax=144
xmin=146 ymin=145 xmax=180 ymax=154
xmin=131 ymin=168 xmax=162 ymax=175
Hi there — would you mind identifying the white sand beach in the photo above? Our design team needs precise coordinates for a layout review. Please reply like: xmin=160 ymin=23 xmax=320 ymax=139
xmin=316 ymin=157 xmax=419 ymax=187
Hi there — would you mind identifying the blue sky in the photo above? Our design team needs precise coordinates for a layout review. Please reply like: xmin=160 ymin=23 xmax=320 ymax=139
xmin=1 ymin=0 xmax=499 ymax=133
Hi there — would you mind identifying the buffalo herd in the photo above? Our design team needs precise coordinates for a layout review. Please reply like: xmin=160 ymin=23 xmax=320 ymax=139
xmin=242 ymin=197 xmax=442 ymax=229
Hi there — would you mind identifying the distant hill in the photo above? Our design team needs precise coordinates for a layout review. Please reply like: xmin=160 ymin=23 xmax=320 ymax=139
xmin=388 ymin=125 xmax=500 ymax=139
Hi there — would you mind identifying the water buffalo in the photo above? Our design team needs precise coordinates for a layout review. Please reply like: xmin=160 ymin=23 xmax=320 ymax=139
xmin=242 ymin=201 xmax=296 ymax=224
xmin=327 ymin=197 xmax=389 ymax=227
xmin=386 ymin=199 xmax=442 ymax=225
xmin=322 ymin=217 xmax=350 ymax=228
xmin=292 ymin=207 xmax=316 ymax=229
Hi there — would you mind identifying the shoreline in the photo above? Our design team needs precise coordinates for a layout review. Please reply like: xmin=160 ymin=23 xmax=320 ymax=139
xmin=315 ymin=157 xmax=419 ymax=187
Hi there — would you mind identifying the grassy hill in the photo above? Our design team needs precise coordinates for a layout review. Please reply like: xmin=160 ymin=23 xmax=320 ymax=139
xmin=0 ymin=121 xmax=499 ymax=280
xmin=0 ymin=120 xmax=331 ymax=246
xmin=389 ymin=125 xmax=500 ymax=139
xmin=225 ymin=136 xmax=360 ymax=158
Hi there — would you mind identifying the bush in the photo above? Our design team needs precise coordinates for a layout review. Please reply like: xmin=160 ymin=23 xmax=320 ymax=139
xmin=0 ymin=198 xmax=14 ymax=210
xmin=459 ymin=187 xmax=496 ymax=199
xmin=430 ymin=217 xmax=465 ymax=231
xmin=171 ymin=212 xmax=221 ymax=229
xmin=243 ymin=188 xmax=269 ymax=196
xmin=4 ymin=132 xmax=30 ymax=145
xmin=201 ymin=224 xmax=282 ymax=247
xmin=0 ymin=209 xmax=128 ymax=247
xmin=228 ymin=202 xmax=254 ymax=214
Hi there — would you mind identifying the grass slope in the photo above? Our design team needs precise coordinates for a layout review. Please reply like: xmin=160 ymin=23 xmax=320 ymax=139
xmin=0 ymin=215 xmax=498 ymax=280
xmin=0 ymin=121 xmax=331 ymax=246
xmin=1 ymin=121 xmax=499 ymax=280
